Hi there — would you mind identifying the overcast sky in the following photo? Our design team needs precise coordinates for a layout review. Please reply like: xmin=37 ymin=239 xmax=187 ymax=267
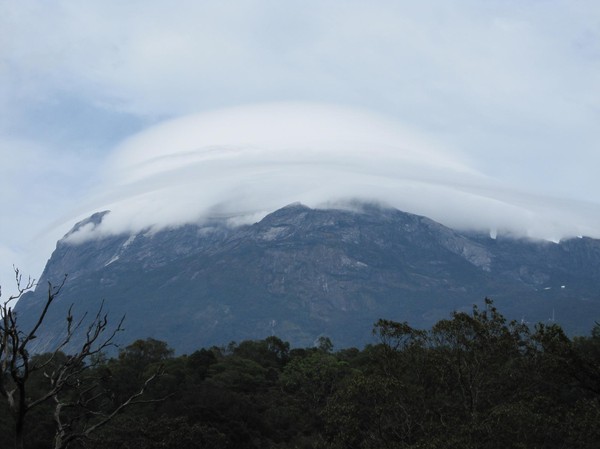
xmin=1 ymin=0 xmax=600 ymax=288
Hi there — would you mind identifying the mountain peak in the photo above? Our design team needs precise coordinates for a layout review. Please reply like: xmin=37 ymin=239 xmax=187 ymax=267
xmin=64 ymin=210 xmax=111 ymax=240
xmin=14 ymin=204 xmax=600 ymax=353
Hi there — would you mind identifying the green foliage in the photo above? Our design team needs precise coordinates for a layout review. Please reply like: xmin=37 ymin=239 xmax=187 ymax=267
xmin=118 ymin=338 xmax=174 ymax=366
xmin=232 ymin=336 xmax=290 ymax=369
xmin=281 ymin=350 xmax=351 ymax=412
xmin=6 ymin=300 xmax=600 ymax=448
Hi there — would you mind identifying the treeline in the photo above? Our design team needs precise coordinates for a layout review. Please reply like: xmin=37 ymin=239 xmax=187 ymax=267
xmin=2 ymin=299 xmax=600 ymax=448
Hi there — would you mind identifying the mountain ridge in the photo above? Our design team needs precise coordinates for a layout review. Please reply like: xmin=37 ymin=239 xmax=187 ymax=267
xmin=14 ymin=203 xmax=600 ymax=353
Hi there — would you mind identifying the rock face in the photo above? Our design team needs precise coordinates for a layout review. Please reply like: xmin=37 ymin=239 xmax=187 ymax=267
xmin=15 ymin=204 xmax=600 ymax=353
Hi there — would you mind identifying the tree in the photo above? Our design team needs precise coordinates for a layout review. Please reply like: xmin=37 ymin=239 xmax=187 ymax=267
xmin=324 ymin=373 xmax=417 ymax=449
xmin=0 ymin=269 xmax=162 ymax=449
xmin=281 ymin=349 xmax=351 ymax=414
xmin=232 ymin=336 xmax=290 ymax=370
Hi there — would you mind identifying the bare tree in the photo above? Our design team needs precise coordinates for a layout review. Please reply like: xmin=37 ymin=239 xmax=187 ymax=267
xmin=0 ymin=268 xmax=162 ymax=449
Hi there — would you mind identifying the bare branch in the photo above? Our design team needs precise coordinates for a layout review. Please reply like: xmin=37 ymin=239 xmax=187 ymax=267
xmin=4 ymin=266 xmax=36 ymax=306
xmin=53 ymin=365 xmax=165 ymax=449
xmin=20 ymin=275 xmax=67 ymax=351
xmin=1 ymin=269 xmax=155 ymax=449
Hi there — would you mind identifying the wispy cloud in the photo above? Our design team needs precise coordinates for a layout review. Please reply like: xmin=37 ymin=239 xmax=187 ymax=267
xmin=63 ymin=103 xmax=600 ymax=244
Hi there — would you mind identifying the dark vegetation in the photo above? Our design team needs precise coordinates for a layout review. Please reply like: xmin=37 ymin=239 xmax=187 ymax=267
xmin=0 ymin=270 xmax=163 ymax=449
xmin=2 ymin=295 xmax=600 ymax=448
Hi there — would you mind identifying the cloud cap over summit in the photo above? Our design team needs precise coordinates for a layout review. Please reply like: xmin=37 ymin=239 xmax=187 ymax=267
xmin=65 ymin=103 xmax=600 ymax=243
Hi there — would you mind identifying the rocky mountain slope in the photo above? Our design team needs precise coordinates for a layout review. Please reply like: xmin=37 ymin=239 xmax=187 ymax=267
xmin=15 ymin=203 xmax=600 ymax=353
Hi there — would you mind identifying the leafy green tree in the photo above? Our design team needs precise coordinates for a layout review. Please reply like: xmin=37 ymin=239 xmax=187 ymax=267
xmin=186 ymin=348 xmax=218 ymax=382
xmin=232 ymin=336 xmax=290 ymax=370
xmin=316 ymin=336 xmax=334 ymax=353
xmin=281 ymin=349 xmax=352 ymax=417
xmin=430 ymin=300 xmax=529 ymax=414
xmin=208 ymin=356 xmax=270 ymax=393
xmin=87 ymin=415 xmax=228 ymax=449
xmin=324 ymin=373 xmax=417 ymax=449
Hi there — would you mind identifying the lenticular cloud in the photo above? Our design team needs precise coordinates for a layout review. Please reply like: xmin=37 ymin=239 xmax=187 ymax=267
xmin=70 ymin=103 xmax=600 ymax=242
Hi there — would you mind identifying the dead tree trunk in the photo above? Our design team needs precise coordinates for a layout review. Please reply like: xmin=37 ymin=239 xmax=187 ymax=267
xmin=0 ymin=268 xmax=163 ymax=449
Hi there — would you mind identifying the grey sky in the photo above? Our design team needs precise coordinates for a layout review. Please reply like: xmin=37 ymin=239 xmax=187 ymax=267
xmin=1 ymin=0 xmax=599 ymax=287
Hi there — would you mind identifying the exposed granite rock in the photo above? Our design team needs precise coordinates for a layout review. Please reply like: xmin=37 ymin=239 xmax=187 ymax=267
xmin=14 ymin=203 xmax=600 ymax=353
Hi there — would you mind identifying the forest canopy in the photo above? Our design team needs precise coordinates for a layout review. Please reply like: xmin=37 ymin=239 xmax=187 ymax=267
xmin=0 ymin=300 xmax=600 ymax=449
xmin=2 ymin=298 xmax=600 ymax=448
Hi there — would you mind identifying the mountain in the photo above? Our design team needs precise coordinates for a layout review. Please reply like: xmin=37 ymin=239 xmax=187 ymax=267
xmin=14 ymin=203 xmax=600 ymax=353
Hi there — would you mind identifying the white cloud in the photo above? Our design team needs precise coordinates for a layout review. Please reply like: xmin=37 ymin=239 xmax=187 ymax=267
xmin=0 ymin=137 xmax=101 ymax=289
xmin=63 ymin=103 xmax=600 ymax=245
xmin=1 ymin=1 xmax=600 ymax=283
